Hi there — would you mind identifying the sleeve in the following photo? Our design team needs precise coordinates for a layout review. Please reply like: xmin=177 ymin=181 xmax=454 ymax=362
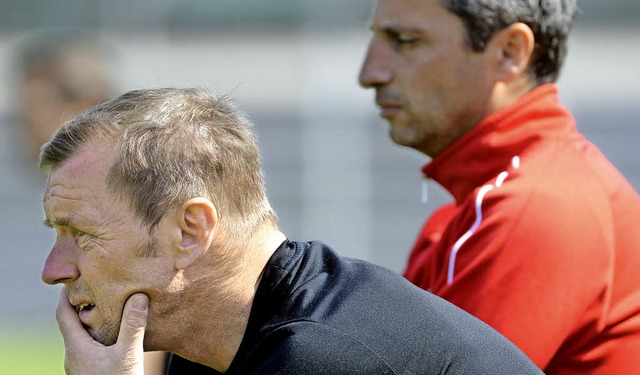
xmin=232 ymin=319 xmax=543 ymax=375
xmin=431 ymin=182 xmax=614 ymax=369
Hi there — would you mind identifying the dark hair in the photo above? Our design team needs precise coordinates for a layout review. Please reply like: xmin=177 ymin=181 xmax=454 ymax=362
xmin=443 ymin=0 xmax=578 ymax=85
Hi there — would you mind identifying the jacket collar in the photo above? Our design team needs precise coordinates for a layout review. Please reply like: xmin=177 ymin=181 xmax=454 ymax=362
xmin=422 ymin=84 xmax=576 ymax=204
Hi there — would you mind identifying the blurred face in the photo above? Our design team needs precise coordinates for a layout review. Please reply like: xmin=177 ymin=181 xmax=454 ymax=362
xmin=21 ymin=72 xmax=80 ymax=160
xmin=359 ymin=0 xmax=496 ymax=157
xmin=20 ymin=49 xmax=112 ymax=161
xmin=41 ymin=142 xmax=173 ymax=346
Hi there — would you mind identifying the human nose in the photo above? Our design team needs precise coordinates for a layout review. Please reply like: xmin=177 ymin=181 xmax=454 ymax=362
xmin=358 ymin=38 xmax=392 ymax=89
xmin=41 ymin=237 xmax=80 ymax=285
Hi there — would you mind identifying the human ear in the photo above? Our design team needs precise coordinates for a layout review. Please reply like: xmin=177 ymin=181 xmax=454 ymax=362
xmin=489 ymin=22 xmax=535 ymax=82
xmin=175 ymin=197 xmax=217 ymax=270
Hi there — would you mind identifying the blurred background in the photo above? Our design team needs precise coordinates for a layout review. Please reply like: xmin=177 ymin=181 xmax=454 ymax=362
xmin=0 ymin=1 xmax=638 ymax=373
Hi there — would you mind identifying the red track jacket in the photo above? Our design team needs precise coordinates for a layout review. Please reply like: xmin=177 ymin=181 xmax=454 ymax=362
xmin=404 ymin=84 xmax=640 ymax=374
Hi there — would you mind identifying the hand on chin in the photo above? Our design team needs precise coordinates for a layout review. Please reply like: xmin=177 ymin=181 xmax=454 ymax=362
xmin=56 ymin=287 xmax=150 ymax=375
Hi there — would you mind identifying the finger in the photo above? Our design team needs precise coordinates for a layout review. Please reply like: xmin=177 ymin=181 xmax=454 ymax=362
xmin=117 ymin=293 xmax=149 ymax=352
xmin=56 ymin=287 xmax=93 ymax=347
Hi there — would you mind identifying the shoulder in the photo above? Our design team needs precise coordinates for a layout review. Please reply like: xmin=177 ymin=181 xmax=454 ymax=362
xmin=238 ymin=321 xmax=397 ymax=374
xmin=454 ymin=148 xmax=617 ymax=248
xmin=437 ymin=153 xmax=620 ymax=278
xmin=243 ymin=317 xmax=541 ymax=375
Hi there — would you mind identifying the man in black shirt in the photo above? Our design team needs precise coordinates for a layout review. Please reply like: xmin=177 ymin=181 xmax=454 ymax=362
xmin=40 ymin=88 xmax=542 ymax=374
xmin=168 ymin=239 xmax=544 ymax=374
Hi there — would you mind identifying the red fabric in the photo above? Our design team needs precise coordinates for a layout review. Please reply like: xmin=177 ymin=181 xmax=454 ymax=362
xmin=404 ymin=84 xmax=640 ymax=374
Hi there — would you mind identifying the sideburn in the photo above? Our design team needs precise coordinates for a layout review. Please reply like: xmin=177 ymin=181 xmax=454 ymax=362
xmin=136 ymin=235 xmax=159 ymax=258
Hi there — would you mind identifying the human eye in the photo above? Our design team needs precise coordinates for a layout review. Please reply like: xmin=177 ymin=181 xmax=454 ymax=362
xmin=72 ymin=228 xmax=98 ymax=252
xmin=386 ymin=29 xmax=419 ymax=48
xmin=396 ymin=34 xmax=417 ymax=45
xmin=44 ymin=219 xmax=93 ymax=248
xmin=72 ymin=228 xmax=89 ymax=239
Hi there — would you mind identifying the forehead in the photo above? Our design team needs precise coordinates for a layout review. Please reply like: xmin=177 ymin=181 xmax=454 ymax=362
xmin=43 ymin=142 xmax=118 ymax=222
xmin=371 ymin=0 xmax=456 ymax=31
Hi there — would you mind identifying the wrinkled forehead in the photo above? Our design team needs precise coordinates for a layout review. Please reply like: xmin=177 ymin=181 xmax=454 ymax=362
xmin=43 ymin=141 xmax=114 ymax=204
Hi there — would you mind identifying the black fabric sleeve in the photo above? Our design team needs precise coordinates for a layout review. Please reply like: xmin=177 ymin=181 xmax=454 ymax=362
xmin=230 ymin=319 xmax=544 ymax=375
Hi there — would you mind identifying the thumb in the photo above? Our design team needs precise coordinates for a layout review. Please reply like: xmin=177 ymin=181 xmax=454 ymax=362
xmin=117 ymin=293 xmax=149 ymax=350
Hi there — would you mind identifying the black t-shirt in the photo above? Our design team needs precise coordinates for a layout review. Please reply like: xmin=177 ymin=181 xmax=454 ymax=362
xmin=167 ymin=240 xmax=542 ymax=374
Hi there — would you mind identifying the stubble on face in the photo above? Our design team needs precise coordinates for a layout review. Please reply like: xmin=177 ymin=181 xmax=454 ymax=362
xmin=378 ymin=86 xmax=452 ymax=156
xmin=361 ymin=0 xmax=495 ymax=158
xmin=92 ymin=316 xmax=119 ymax=346
xmin=44 ymin=141 xmax=169 ymax=348
xmin=81 ymin=234 xmax=161 ymax=346
xmin=65 ymin=279 xmax=119 ymax=346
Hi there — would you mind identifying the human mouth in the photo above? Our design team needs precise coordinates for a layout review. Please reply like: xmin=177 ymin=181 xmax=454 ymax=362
xmin=76 ymin=302 xmax=95 ymax=312
xmin=376 ymin=101 xmax=403 ymax=119
xmin=375 ymin=91 xmax=403 ymax=120
xmin=380 ymin=105 xmax=401 ymax=118
xmin=75 ymin=302 xmax=96 ymax=323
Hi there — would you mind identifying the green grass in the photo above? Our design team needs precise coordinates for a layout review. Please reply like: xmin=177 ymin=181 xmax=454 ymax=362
xmin=0 ymin=326 xmax=65 ymax=375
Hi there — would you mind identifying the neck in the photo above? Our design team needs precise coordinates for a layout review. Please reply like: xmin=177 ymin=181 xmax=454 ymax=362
xmin=160 ymin=227 xmax=286 ymax=371
xmin=490 ymin=77 xmax=535 ymax=114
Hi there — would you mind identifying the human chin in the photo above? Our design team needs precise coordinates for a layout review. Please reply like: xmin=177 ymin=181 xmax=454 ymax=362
xmin=86 ymin=313 xmax=120 ymax=346
xmin=387 ymin=119 xmax=418 ymax=147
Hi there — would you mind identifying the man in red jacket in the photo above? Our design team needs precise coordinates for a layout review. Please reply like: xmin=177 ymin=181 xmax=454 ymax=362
xmin=359 ymin=0 xmax=640 ymax=374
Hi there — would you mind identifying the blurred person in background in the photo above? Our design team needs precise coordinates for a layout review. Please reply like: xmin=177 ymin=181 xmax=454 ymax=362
xmin=0 ymin=30 xmax=115 ymax=339
xmin=358 ymin=0 xmax=640 ymax=373
xmin=39 ymin=87 xmax=544 ymax=375
xmin=11 ymin=30 xmax=168 ymax=375
xmin=16 ymin=30 xmax=114 ymax=162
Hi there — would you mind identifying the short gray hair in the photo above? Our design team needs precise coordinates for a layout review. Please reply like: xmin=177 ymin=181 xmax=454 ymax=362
xmin=39 ymin=88 xmax=277 ymax=242
xmin=443 ymin=0 xmax=578 ymax=85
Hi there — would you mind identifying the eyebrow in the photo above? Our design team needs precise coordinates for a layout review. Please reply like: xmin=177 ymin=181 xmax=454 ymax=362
xmin=372 ymin=21 xmax=422 ymax=34
xmin=43 ymin=217 xmax=72 ymax=229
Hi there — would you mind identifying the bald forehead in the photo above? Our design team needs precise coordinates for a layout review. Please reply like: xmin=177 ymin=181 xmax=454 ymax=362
xmin=44 ymin=141 xmax=114 ymax=200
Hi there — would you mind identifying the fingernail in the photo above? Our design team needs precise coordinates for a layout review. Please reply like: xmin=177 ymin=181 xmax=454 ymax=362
xmin=132 ymin=295 xmax=148 ymax=311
